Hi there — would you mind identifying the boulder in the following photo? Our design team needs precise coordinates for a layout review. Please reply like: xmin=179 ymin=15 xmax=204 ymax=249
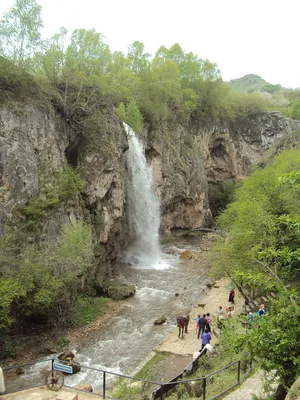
xmin=58 ymin=351 xmax=81 ymax=374
xmin=107 ymin=284 xmax=136 ymax=300
xmin=74 ymin=383 xmax=93 ymax=392
xmin=58 ymin=351 xmax=75 ymax=360
xmin=154 ymin=315 xmax=167 ymax=325
xmin=179 ymin=250 xmax=195 ymax=260
xmin=15 ymin=367 xmax=25 ymax=375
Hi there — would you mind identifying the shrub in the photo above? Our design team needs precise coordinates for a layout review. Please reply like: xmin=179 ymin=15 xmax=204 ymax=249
xmin=73 ymin=296 xmax=111 ymax=326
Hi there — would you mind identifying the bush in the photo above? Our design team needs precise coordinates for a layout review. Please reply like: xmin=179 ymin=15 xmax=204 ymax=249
xmin=208 ymin=180 xmax=238 ymax=217
xmin=18 ymin=165 xmax=84 ymax=224
xmin=73 ymin=296 xmax=111 ymax=326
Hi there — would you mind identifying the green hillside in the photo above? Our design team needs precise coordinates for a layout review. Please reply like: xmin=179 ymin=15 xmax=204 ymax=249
xmin=228 ymin=74 xmax=280 ymax=93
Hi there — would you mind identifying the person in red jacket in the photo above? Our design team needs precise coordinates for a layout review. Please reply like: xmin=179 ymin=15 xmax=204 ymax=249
xmin=229 ymin=289 xmax=235 ymax=304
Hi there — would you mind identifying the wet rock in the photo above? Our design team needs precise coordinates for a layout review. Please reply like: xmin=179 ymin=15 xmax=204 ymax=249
xmin=206 ymin=280 xmax=214 ymax=288
xmin=163 ymin=245 xmax=181 ymax=256
xmin=107 ymin=284 xmax=136 ymax=300
xmin=179 ymin=250 xmax=195 ymax=260
xmin=154 ymin=315 xmax=167 ymax=325
xmin=15 ymin=367 xmax=25 ymax=375
xmin=58 ymin=351 xmax=75 ymax=360
xmin=75 ymin=383 xmax=93 ymax=392
xmin=120 ymin=255 xmax=138 ymax=265
xmin=58 ymin=351 xmax=81 ymax=374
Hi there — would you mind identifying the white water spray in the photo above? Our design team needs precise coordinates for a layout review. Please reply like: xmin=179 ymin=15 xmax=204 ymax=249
xmin=124 ymin=123 xmax=161 ymax=266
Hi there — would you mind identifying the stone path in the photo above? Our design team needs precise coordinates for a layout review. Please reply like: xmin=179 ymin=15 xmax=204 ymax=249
xmin=0 ymin=386 xmax=101 ymax=400
xmin=156 ymin=277 xmax=245 ymax=355
xmin=223 ymin=370 xmax=277 ymax=400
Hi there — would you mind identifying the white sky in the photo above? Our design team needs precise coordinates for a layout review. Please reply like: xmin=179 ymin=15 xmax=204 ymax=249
xmin=1 ymin=0 xmax=299 ymax=88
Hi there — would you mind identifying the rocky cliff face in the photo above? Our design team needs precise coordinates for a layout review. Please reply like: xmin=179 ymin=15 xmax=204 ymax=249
xmin=0 ymin=99 xmax=298 ymax=278
xmin=195 ymin=111 xmax=300 ymax=183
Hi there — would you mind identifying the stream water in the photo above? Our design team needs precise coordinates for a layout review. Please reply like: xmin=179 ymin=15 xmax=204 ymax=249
xmin=65 ymin=238 xmax=210 ymax=390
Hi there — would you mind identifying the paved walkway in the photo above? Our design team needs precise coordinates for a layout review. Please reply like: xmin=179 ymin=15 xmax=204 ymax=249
xmin=223 ymin=370 xmax=276 ymax=400
xmin=0 ymin=386 xmax=101 ymax=400
xmin=156 ymin=277 xmax=245 ymax=355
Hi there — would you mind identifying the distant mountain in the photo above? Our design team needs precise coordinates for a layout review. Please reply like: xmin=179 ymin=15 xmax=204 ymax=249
xmin=228 ymin=74 xmax=279 ymax=93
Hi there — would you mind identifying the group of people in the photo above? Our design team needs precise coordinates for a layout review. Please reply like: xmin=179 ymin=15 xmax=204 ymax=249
xmin=249 ymin=303 xmax=267 ymax=322
xmin=194 ymin=313 xmax=213 ymax=349
xmin=193 ymin=286 xmax=237 ymax=357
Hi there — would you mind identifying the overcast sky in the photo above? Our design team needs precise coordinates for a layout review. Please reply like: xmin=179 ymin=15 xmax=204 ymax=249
xmin=1 ymin=0 xmax=299 ymax=88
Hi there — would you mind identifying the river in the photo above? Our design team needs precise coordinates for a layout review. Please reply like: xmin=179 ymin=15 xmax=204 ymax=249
xmin=63 ymin=233 xmax=210 ymax=390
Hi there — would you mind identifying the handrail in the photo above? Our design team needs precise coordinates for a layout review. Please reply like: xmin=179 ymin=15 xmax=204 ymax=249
xmin=2 ymin=357 xmax=53 ymax=371
xmin=2 ymin=355 xmax=255 ymax=400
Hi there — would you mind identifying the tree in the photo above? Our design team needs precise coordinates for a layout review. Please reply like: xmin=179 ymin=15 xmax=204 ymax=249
xmin=222 ymin=292 xmax=300 ymax=391
xmin=0 ymin=0 xmax=43 ymax=67
xmin=39 ymin=27 xmax=112 ymax=121
xmin=212 ymin=149 xmax=300 ymax=285
xmin=127 ymin=41 xmax=150 ymax=75
xmin=291 ymin=101 xmax=300 ymax=120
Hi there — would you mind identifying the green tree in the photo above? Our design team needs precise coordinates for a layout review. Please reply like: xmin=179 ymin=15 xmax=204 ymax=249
xmin=127 ymin=41 xmax=150 ymax=75
xmin=291 ymin=101 xmax=300 ymax=120
xmin=0 ymin=0 xmax=43 ymax=67
xmin=212 ymin=149 xmax=300 ymax=285
xmin=222 ymin=292 xmax=300 ymax=390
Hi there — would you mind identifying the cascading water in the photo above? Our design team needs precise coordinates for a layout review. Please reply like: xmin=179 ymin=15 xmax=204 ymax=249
xmin=124 ymin=123 xmax=162 ymax=266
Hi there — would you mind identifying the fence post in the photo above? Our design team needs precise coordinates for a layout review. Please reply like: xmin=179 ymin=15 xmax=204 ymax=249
xmin=103 ymin=371 xmax=106 ymax=399
xmin=160 ymin=384 xmax=164 ymax=400
xmin=203 ymin=378 xmax=206 ymax=400
xmin=237 ymin=360 xmax=241 ymax=385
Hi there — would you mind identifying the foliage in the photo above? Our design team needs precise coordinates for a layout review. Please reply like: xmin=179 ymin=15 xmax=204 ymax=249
xmin=0 ymin=279 xmax=26 ymax=328
xmin=0 ymin=0 xmax=43 ymax=67
xmin=212 ymin=149 xmax=300 ymax=284
xmin=0 ymin=56 xmax=38 ymax=99
xmin=134 ymin=351 xmax=170 ymax=380
xmin=116 ymin=100 xmax=143 ymax=132
xmin=208 ymin=180 xmax=238 ymax=217
xmin=0 ymin=221 xmax=94 ymax=329
xmin=261 ymin=83 xmax=282 ymax=94
xmin=19 ymin=165 xmax=84 ymax=223
xmin=212 ymin=148 xmax=300 ymax=389
xmin=55 ymin=336 xmax=70 ymax=347
xmin=1 ymin=1 xmax=270 ymax=129
xmin=228 ymin=74 xmax=268 ymax=93
xmin=112 ymin=377 xmax=149 ymax=400
xmin=291 ymin=101 xmax=300 ymax=120
xmin=73 ymin=296 xmax=111 ymax=326
xmin=220 ymin=292 xmax=300 ymax=388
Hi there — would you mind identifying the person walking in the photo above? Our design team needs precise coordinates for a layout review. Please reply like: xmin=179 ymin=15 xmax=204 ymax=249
xmin=229 ymin=289 xmax=235 ymax=303
xmin=201 ymin=328 xmax=212 ymax=350
xmin=197 ymin=314 xmax=207 ymax=339
xmin=205 ymin=313 xmax=212 ymax=333
xmin=216 ymin=306 xmax=224 ymax=319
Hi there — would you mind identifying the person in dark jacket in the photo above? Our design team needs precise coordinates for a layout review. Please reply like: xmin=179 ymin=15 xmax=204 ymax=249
xmin=197 ymin=314 xmax=207 ymax=339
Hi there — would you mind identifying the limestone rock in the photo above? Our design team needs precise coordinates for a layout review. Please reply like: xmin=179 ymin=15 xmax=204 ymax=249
xmin=107 ymin=284 xmax=136 ymax=300
xmin=74 ymin=383 xmax=93 ymax=392
xmin=154 ymin=315 xmax=167 ymax=325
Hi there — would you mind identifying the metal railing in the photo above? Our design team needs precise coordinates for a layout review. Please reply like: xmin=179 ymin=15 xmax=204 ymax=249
xmin=152 ymin=357 xmax=254 ymax=399
xmin=2 ymin=356 xmax=255 ymax=400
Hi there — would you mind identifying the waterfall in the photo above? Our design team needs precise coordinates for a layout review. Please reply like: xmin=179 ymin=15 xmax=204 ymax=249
xmin=124 ymin=123 xmax=161 ymax=266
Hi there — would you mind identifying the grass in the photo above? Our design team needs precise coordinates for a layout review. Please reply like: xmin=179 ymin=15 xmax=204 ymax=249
xmin=73 ymin=296 xmax=111 ymax=326
xmin=134 ymin=351 xmax=171 ymax=380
